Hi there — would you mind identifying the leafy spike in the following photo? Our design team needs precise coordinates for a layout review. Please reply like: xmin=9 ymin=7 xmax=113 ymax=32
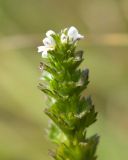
xmin=37 ymin=26 xmax=99 ymax=160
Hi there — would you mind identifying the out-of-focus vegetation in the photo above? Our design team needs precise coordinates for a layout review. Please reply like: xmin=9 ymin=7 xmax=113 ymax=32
xmin=0 ymin=0 xmax=128 ymax=160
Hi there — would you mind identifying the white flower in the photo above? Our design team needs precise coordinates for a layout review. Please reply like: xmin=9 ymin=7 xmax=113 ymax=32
xmin=38 ymin=45 xmax=55 ymax=58
xmin=38 ymin=30 xmax=56 ymax=58
xmin=43 ymin=37 xmax=55 ymax=48
xmin=38 ymin=46 xmax=46 ymax=53
xmin=46 ymin=30 xmax=55 ymax=37
xmin=38 ymin=46 xmax=49 ymax=58
xmin=67 ymin=26 xmax=84 ymax=42
xmin=38 ymin=27 xmax=84 ymax=57
xmin=61 ymin=33 xmax=67 ymax=43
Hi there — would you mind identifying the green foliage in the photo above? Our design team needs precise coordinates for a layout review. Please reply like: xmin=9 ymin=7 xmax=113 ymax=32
xmin=38 ymin=27 xmax=99 ymax=160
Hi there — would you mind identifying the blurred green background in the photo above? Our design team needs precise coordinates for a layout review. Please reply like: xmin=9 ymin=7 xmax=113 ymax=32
xmin=0 ymin=0 xmax=128 ymax=160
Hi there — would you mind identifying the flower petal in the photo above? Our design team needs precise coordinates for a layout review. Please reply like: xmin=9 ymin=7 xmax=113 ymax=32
xmin=77 ymin=34 xmax=84 ymax=40
xmin=46 ymin=30 xmax=55 ymax=37
xmin=43 ymin=37 xmax=56 ymax=47
xmin=38 ymin=46 xmax=46 ymax=52
xmin=42 ymin=49 xmax=48 ymax=58
xmin=67 ymin=26 xmax=84 ymax=42
xmin=43 ymin=37 xmax=52 ymax=46
xmin=68 ymin=26 xmax=78 ymax=41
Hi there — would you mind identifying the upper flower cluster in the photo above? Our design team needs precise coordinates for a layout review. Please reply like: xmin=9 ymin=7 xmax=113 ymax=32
xmin=38 ymin=26 xmax=84 ymax=58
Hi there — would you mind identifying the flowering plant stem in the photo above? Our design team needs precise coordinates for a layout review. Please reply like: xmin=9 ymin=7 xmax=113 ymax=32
xmin=38 ymin=26 xmax=99 ymax=160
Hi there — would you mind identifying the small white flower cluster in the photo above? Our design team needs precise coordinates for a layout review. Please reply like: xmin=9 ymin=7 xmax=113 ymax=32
xmin=38 ymin=26 xmax=84 ymax=58
xmin=38 ymin=30 xmax=56 ymax=58
xmin=61 ymin=26 xmax=84 ymax=44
